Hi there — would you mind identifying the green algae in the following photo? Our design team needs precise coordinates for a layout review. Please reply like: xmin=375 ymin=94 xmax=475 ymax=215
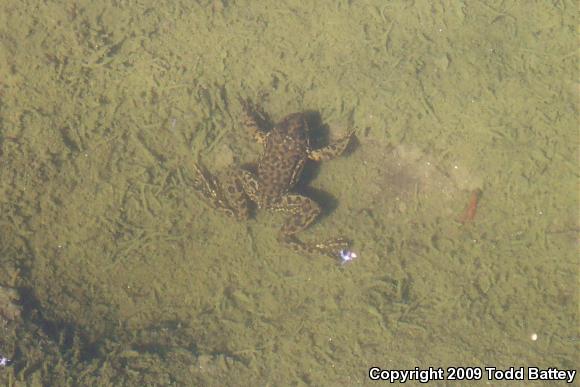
xmin=0 ymin=0 xmax=577 ymax=385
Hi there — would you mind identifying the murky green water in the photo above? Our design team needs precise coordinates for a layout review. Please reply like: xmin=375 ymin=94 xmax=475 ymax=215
xmin=0 ymin=1 xmax=577 ymax=385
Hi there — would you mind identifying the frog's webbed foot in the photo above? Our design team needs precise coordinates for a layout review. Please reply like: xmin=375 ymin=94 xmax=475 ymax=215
xmin=275 ymin=194 xmax=351 ymax=258
xmin=308 ymin=129 xmax=356 ymax=161
xmin=239 ymin=98 xmax=272 ymax=144
xmin=280 ymin=235 xmax=351 ymax=259
xmin=192 ymin=162 xmax=249 ymax=220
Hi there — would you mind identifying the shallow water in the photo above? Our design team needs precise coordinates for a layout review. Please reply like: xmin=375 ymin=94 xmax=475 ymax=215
xmin=0 ymin=1 xmax=577 ymax=385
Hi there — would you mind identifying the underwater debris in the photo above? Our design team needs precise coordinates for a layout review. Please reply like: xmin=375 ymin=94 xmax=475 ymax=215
xmin=459 ymin=189 xmax=482 ymax=224
xmin=0 ymin=285 xmax=21 ymax=322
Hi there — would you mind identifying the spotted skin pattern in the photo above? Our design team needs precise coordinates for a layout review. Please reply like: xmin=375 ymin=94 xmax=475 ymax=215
xmin=192 ymin=99 xmax=355 ymax=257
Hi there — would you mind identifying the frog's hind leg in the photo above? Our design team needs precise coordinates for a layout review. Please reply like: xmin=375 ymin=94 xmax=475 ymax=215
xmin=222 ymin=169 xmax=251 ymax=220
xmin=239 ymin=98 xmax=272 ymax=144
xmin=238 ymin=169 xmax=260 ymax=203
xmin=308 ymin=129 xmax=356 ymax=161
xmin=192 ymin=162 xmax=250 ymax=220
xmin=282 ymin=235 xmax=351 ymax=259
xmin=275 ymin=194 xmax=351 ymax=258
xmin=276 ymin=194 xmax=321 ymax=235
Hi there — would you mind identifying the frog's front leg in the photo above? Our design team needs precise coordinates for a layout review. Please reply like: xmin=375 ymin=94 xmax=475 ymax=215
xmin=308 ymin=129 xmax=356 ymax=161
xmin=239 ymin=98 xmax=272 ymax=144
xmin=192 ymin=162 xmax=250 ymax=220
xmin=274 ymin=194 xmax=351 ymax=258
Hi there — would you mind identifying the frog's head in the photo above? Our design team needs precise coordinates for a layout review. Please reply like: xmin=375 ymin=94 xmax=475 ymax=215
xmin=278 ymin=113 xmax=309 ymax=137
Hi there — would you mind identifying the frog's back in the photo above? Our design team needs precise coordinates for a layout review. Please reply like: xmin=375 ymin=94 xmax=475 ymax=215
xmin=257 ymin=113 xmax=310 ymax=204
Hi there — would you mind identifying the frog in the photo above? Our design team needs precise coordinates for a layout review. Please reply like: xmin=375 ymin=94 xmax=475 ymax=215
xmin=192 ymin=99 xmax=355 ymax=258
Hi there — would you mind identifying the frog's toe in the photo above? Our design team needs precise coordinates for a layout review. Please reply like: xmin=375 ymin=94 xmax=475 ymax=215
xmin=314 ymin=237 xmax=352 ymax=258
xmin=279 ymin=234 xmax=351 ymax=259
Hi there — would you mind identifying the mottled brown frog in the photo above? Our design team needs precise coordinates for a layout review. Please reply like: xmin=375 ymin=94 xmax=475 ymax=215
xmin=192 ymin=99 xmax=355 ymax=258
